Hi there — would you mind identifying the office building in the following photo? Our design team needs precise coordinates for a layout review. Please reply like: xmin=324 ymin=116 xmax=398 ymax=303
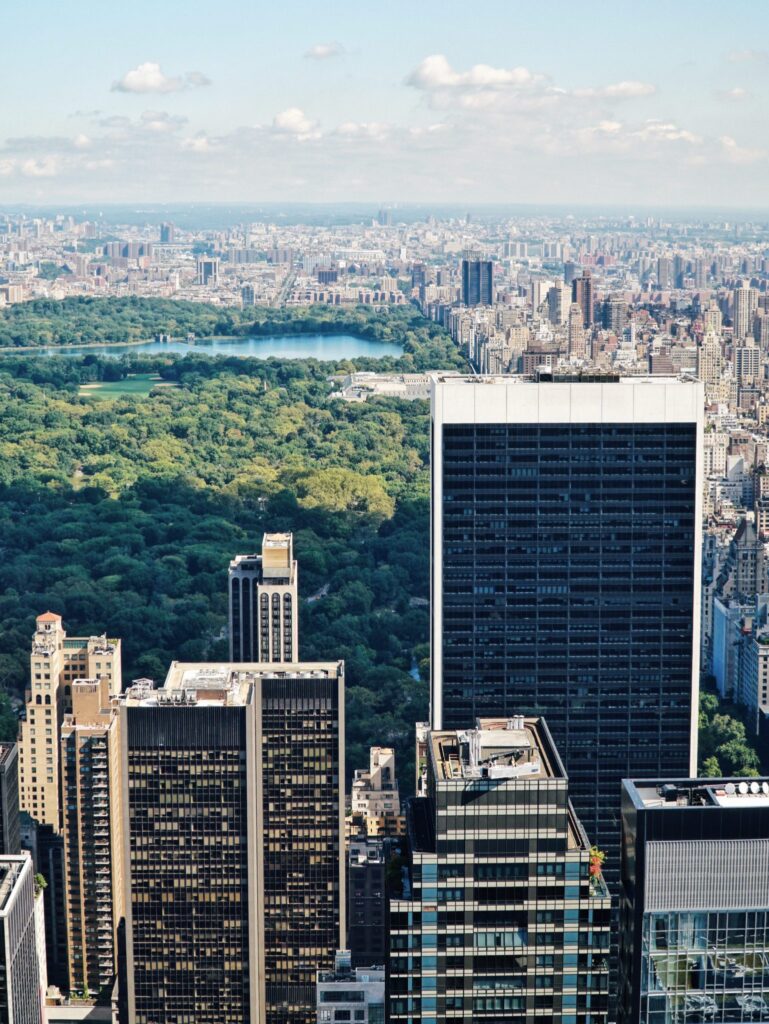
xmin=60 ymin=677 xmax=123 ymax=998
xmin=735 ymin=340 xmax=761 ymax=385
xmin=159 ymin=222 xmax=175 ymax=244
xmin=601 ymin=296 xmax=626 ymax=335
xmin=571 ymin=270 xmax=594 ymax=327
xmin=733 ymin=280 xmax=758 ymax=340
xmin=430 ymin=374 xmax=703 ymax=887
xmin=461 ymin=250 xmax=493 ymax=307
xmin=19 ymin=613 xmax=121 ymax=831
xmin=317 ymin=952 xmax=384 ymax=1024
xmin=348 ymin=838 xmax=388 ymax=969
xmin=0 ymin=746 xmax=20 ymax=856
xmin=241 ymin=283 xmax=256 ymax=306
xmin=388 ymin=717 xmax=611 ymax=1022
xmin=547 ymin=283 xmax=572 ymax=326
xmin=229 ymin=533 xmax=298 ymax=662
xmin=619 ymin=776 xmax=769 ymax=1023
xmin=656 ymin=257 xmax=673 ymax=290
xmin=196 ymin=256 xmax=219 ymax=286
xmin=568 ymin=302 xmax=586 ymax=358
xmin=121 ymin=660 xmax=345 ymax=1024
xmin=349 ymin=747 xmax=403 ymax=837
xmin=0 ymin=855 xmax=44 ymax=1024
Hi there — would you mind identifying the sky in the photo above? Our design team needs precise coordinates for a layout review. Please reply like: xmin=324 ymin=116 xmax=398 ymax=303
xmin=2 ymin=0 xmax=769 ymax=208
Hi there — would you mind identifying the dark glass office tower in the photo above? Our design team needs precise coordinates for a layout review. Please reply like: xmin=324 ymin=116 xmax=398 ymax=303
xmin=121 ymin=661 xmax=344 ymax=1024
xmin=431 ymin=374 xmax=703 ymax=884
xmin=619 ymin=777 xmax=769 ymax=1024
xmin=461 ymin=250 xmax=493 ymax=306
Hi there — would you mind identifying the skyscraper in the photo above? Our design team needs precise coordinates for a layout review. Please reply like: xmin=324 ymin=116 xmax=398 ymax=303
xmin=571 ymin=270 xmax=593 ymax=327
xmin=388 ymin=716 xmax=611 ymax=1022
xmin=196 ymin=256 xmax=219 ymax=286
xmin=19 ymin=613 xmax=121 ymax=830
xmin=733 ymin=280 xmax=758 ymax=340
xmin=619 ymin=776 xmax=769 ymax=1023
xmin=347 ymin=837 xmax=388 ymax=969
xmin=159 ymin=221 xmax=175 ymax=244
xmin=0 ymin=856 xmax=44 ymax=1024
xmin=121 ymin=660 xmax=345 ymax=1024
xmin=461 ymin=250 xmax=493 ymax=307
xmin=567 ymin=302 xmax=586 ymax=358
xmin=60 ymin=676 xmax=123 ymax=998
xmin=430 ymin=373 xmax=703 ymax=885
xmin=229 ymin=533 xmax=299 ymax=662
xmin=0 ymin=745 xmax=20 ymax=856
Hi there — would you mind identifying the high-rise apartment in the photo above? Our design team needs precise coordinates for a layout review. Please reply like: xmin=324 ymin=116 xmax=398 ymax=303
xmin=571 ymin=270 xmax=594 ymax=327
xmin=19 ymin=613 xmax=121 ymax=830
xmin=733 ymin=280 xmax=758 ymax=340
xmin=60 ymin=676 xmax=123 ymax=998
xmin=0 ymin=745 xmax=20 ymax=856
xmin=121 ymin=660 xmax=345 ymax=1024
xmin=619 ymin=776 xmax=769 ymax=1023
xmin=567 ymin=302 xmax=586 ymax=358
xmin=461 ymin=250 xmax=493 ymax=307
xmin=430 ymin=373 xmax=703 ymax=885
xmin=347 ymin=837 xmax=389 ymax=969
xmin=349 ymin=747 xmax=403 ymax=837
xmin=0 ymin=855 xmax=44 ymax=1024
xmin=229 ymin=533 xmax=298 ymax=662
xmin=388 ymin=717 xmax=611 ymax=1023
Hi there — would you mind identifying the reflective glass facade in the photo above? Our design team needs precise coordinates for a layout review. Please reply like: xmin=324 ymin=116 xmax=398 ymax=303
xmin=438 ymin=421 xmax=698 ymax=877
xmin=642 ymin=910 xmax=769 ymax=1022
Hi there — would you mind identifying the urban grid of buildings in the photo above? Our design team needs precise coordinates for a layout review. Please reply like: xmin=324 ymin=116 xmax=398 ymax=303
xmin=3 ymin=208 xmax=769 ymax=1021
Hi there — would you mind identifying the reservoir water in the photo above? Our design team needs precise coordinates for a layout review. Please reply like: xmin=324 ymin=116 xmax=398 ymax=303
xmin=19 ymin=333 xmax=404 ymax=360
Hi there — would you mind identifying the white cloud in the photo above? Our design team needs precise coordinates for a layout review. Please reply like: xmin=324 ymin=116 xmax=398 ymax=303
xmin=20 ymin=157 xmax=57 ymax=177
xmin=335 ymin=121 xmax=390 ymax=141
xmin=73 ymin=133 xmax=91 ymax=149
xmin=272 ymin=107 xmax=319 ymax=140
xmin=408 ymin=54 xmax=540 ymax=91
xmin=632 ymin=120 xmax=701 ymax=144
xmin=719 ymin=135 xmax=765 ymax=164
xmin=728 ymin=49 xmax=769 ymax=64
xmin=112 ymin=62 xmax=211 ymax=94
xmin=716 ymin=86 xmax=749 ymax=101
xmin=181 ymin=134 xmax=213 ymax=153
xmin=0 ymin=160 xmax=14 ymax=177
xmin=139 ymin=111 xmax=188 ymax=134
xmin=304 ymin=42 xmax=344 ymax=60
xmin=575 ymin=80 xmax=656 ymax=99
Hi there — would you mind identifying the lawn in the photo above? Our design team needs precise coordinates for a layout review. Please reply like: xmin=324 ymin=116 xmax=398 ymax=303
xmin=78 ymin=374 xmax=177 ymax=401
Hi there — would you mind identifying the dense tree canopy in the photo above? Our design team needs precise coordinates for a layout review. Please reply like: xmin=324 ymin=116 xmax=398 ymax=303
xmin=0 ymin=299 xmax=762 ymax=783
xmin=0 ymin=301 xmax=463 ymax=784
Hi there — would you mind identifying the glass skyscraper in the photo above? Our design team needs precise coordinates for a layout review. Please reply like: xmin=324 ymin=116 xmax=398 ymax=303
xmin=430 ymin=373 xmax=703 ymax=883
xmin=388 ymin=716 xmax=611 ymax=1023
xmin=620 ymin=776 xmax=769 ymax=1023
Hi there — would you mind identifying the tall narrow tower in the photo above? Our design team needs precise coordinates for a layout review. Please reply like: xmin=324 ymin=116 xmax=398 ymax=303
xmin=229 ymin=533 xmax=298 ymax=662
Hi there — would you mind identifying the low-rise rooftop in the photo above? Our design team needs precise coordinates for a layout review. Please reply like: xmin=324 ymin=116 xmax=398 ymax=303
xmin=628 ymin=777 xmax=769 ymax=811
xmin=430 ymin=716 xmax=562 ymax=782
xmin=122 ymin=661 xmax=343 ymax=707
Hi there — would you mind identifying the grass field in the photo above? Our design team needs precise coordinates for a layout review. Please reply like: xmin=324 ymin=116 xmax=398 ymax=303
xmin=79 ymin=374 xmax=177 ymax=401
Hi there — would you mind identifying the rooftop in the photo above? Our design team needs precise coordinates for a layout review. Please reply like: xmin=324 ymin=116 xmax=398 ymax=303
xmin=123 ymin=661 xmax=343 ymax=707
xmin=0 ymin=856 xmax=29 ymax=915
xmin=628 ymin=777 xmax=769 ymax=811
xmin=430 ymin=371 xmax=699 ymax=386
xmin=429 ymin=716 xmax=563 ymax=782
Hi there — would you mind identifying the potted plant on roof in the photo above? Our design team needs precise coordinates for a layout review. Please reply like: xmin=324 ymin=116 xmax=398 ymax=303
xmin=589 ymin=846 xmax=606 ymax=893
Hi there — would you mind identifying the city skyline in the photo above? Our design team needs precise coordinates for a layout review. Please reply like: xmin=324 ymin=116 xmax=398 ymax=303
xmin=2 ymin=0 xmax=769 ymax=206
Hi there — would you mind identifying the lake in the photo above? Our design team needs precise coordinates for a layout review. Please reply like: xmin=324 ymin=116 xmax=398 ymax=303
xmin=19 ymin=333 xmax=404 ymax=360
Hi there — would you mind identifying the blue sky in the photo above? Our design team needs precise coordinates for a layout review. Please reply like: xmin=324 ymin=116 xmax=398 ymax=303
xmin=2 ymin=0 xmax=768 ymax=206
